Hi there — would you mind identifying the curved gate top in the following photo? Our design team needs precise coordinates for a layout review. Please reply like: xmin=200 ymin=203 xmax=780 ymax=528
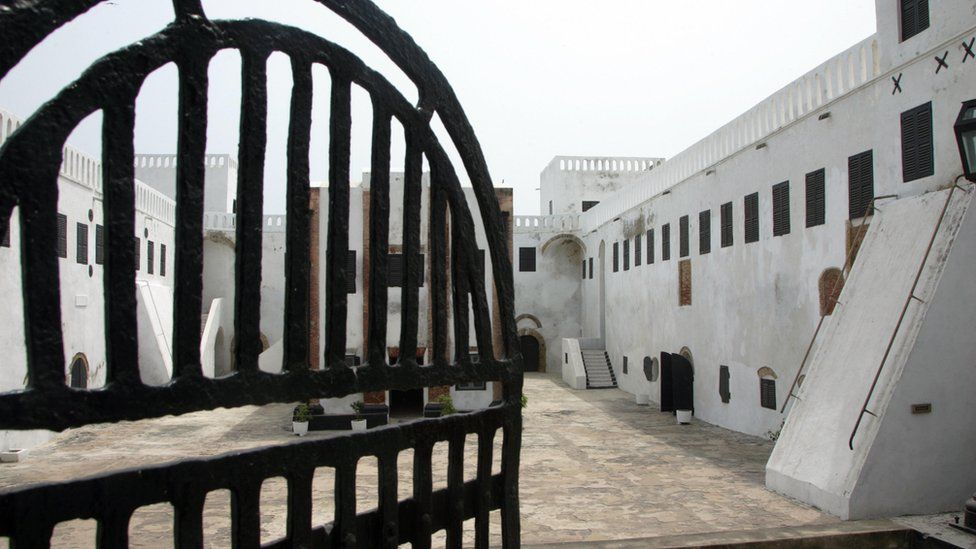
xmin=0 ymin=1 xmax=523 ymax=547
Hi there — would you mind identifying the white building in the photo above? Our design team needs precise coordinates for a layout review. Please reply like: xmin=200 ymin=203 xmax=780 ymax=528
xmin=513 ymin=0 xmax=976 ymax=519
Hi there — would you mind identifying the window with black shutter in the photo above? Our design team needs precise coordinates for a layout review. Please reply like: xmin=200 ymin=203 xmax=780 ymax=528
xmin=57 ymin=213 xmax=67 ymax=258
xmin=76 ymin=223 xmax=88 ymax=265
xmin=635 ymin=234 xmax=642 ymax=266
xmin=346 ymin=250 xmax=357 ymax=293
xmin=135 ymin=237 xmax=140 ymax=272
xmin=699 ymin=210 xmax=711 ymax=254
xmin=622 ymin=356 xmax=628 ymax=375
xmin=900 ymin=0 xmax=929 ymax=42
xmin=582 ymin=260 xmax=586 ymax=279
xmin=548 ymin=200 xmax=553 ymax=215
xmin=388 ymin=253 xmax=425 ymax=287
xmin=646 ymin=229 xmax=655 ymax=264
xmin=720 ymin=202 xmax=733 ymax=247
xmin=160 ymin=244 xmax=167 ymax=277
xmin=719 ymin=366 xmax=730 ymax=403
xmin=344 ymin=354 xmax=361 ymax=367
xmin=147 ymin=240 xmax=155 ymax=274
xmin=744 ymin=193 xmax=759 ymax=243
xmin=760 ymin=378 xmax=777 ymax=410
xmin=848 ymin=150 xmax=874 ymax=219
xmin=806 ymin=169 xmax=826 ymax=227
xmin=772 ymin=181 xmax=791 ymax=237
xmin=623 ymin=239 xmax=630 ymax=271
xmin=662 ymin=224 xmax=671 ymax=261
xmin=582 ymin=200 xmax=599 ymax=212
xmin=679 ymin=215 xmax=689 ymax=258
xmin=588 ymin=257 xmax=593 ymax=279
xmin=518 ymin=247 xmax=536 ymax=272
xmin=94 ymin=224 xmax=104 ymax=265
xmin=612 ymin=242 xmax=619 ymax=272
xmin=901 ymin=102 xmax=934 ymax=182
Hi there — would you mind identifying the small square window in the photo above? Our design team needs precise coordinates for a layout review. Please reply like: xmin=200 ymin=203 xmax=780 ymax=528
xmin=518 ymin=247 xmax=536 ymax=272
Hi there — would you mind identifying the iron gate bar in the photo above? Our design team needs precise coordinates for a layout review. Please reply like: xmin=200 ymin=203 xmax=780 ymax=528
xmin=366 ymin=104 xmax=391 ymax=368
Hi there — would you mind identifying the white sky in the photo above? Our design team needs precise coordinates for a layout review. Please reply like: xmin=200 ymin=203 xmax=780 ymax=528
xmin=0 ymin=0 xmax=877 ymax=215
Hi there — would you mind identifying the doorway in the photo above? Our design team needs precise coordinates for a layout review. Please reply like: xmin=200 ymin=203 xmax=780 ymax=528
xmin=660 ymin=352 xmax=694 ymax=414
xmin=69 ymin=354 xmax=88 ymax=389
xmin=520 ymin=335 xmax=540 ymax=372
xmin=389 ymin=389 xmax=424 ymax=417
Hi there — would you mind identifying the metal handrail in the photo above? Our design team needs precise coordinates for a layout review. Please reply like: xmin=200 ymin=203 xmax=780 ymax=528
xmin=848 ymin=180 xmax=972 ymax=449
xmin=779 ymin=194 xmax=898 ymax=413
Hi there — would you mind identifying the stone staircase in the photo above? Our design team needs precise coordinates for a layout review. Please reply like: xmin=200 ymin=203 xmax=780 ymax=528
xmin=581 ymin=349 xmax=617 ymax=389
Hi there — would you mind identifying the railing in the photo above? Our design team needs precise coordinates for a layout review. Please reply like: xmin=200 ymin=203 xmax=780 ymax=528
xmin=545 ymin=155 xmax=664 ymax=173
xmin=512 ymin=214 xmax=579 ymax=233
xmin=203 ymin=212 xmax=287 ymax=233
xmin=134 ymin=153 xmax=237 ymax=169
xmin=578 ymin=35 xmax=881 ymax=233
xmin=0 ymin=1 xmax=522 ymax=547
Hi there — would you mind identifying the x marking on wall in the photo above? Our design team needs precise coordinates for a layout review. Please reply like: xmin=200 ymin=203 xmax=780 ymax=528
xmin=963 ymin=38 xmax=975 ymax=63
xmin=891 ymin=73 xmax=902 ymax=95
xmin=935 ymin=51 xmax=949 ymax=73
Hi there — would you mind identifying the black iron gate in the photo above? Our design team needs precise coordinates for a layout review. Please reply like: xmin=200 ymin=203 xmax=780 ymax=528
xmin=0 ymin=1 xmax=522 ymax=547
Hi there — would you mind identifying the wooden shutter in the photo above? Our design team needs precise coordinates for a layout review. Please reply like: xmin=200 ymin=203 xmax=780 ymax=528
xmin=623 ymin=239 xmax=630 ymax=271
xmin=346 ymin=250 xmax=356 ymax=293
xmin=147 ymin=240 xmax=154 ymax=274
xmin=805 ymin=169 xmax=826 ymax=228
xmin=646 ymin=229 xmax=654 ymax=264
xmin=588 ymin=257 xmax=593 ymax=279
xmin=635 ymin=234 xmax=642 ymax=266
xmin=901 ymin=0 xmax=929 ymax=41
xmin=679 ymin=215 xmax=689 ymax=258
xmin=582 ymin=260 xmax=586 ymax=279
xmin=720 ymin=202 xmax=733 ymax=248
xmin=699 ymin=210 xmax=711 ymax=255
xmin=848 ymin=150 xmax=874 ymax=220
xmin=160 ymin=244 xmax=167 ymax=277
xmin=760 ymin=378 xmax=777 ymax=410
xmin=901 ymin=102 xmax=934 ymax=182
xmin=57 ymin=213 xmax=67 ymax=258
xmin=518 ymin=247 xmax=536 ymax=272
xmin=76 ymin=223 xmax=88 ymax=265
xmin=662 ymin=224 xmax=671 ymax=261
xmin=744 ymin=193 xmax=759 ymax=243
xmin=95 ymin=224 xmax=104 ymax=265
xmin=772 ymin=181 xmax=790 ymax=237
xmin=612 ymin=242 xmax=619 ymax=272
xmin=388 ymin=253 xmax=403 ymax=286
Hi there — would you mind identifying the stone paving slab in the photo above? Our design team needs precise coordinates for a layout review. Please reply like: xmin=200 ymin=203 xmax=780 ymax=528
xmin=0 ymin=373 xmax=833 ymax=547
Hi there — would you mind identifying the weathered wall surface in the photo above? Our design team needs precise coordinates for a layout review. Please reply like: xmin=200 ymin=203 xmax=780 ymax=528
xmin=766 ymin=190 xmax=976 ymax=518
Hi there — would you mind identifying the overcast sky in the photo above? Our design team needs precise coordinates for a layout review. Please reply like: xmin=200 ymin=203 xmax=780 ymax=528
xmin=0 ymin=0 xmax=877 ymax=215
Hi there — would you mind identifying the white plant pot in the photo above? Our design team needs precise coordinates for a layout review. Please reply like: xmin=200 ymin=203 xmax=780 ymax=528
xmin=292 ymin=421 xmax=309 ymax=436
xmin=0 ymin=449 xmax=27 ymax=463
xmin=676 ymin=410 xmax=692 ymax=425
xmin=351 ymin=419 xmax=368 ymax=431
xmin=635 ymin=393 xmax=650 ymax=406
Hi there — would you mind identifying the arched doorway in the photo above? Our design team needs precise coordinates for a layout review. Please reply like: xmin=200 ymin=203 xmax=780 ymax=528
xmin=69 ymin=354 xmax=88 ymax=389
xmin=519 ymin=335 xmax=540 ymax=372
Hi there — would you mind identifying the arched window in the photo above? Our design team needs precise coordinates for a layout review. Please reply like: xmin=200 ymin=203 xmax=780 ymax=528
xmin=819 ymin=268 xmax=844 ymax=316
xmin=69 ymin=354 xmax=88 ymax=389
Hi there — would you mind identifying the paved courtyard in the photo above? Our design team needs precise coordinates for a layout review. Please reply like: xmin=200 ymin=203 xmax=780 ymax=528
xmin=0 ymin=373 xmax=832 ymax=547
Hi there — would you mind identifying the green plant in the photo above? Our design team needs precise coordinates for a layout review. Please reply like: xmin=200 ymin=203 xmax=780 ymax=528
xmin=350 ymin=401 xmax=366 ymax=420
xmin=293 ymin=403 xmax=312 ymax=423
xmin=520 ymin=394 xmax=528 ymax=409
xmin=437 ymin=394 xmax=457 ymax=416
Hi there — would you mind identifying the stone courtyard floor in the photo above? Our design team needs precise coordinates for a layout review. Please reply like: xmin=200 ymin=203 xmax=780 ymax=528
xmin=0 ymin=373 xmax=833 ymax=547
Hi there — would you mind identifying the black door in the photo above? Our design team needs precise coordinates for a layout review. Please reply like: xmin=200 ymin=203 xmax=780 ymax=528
xmin=69 ymin=358 xmax=87 ymax=389
xmin=520 ymin=335 xmax=540 ymax=372
xmin=672 ymin=353 xmax=694 ymax=413
xmin=660 ymin=352 xmax=674 ymax=412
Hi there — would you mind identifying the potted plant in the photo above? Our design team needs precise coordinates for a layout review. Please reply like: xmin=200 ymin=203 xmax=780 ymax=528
xmin=437 ymin=394 xmax=457 ymax=416
xmin=293 ymin=403 xmax=311 ymax=436
xmin=350 ymin=401 xmax=368 ymax=431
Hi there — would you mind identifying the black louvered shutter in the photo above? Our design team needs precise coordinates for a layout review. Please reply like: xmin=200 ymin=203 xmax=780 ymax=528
xmin=720 ymin=202 xmax=733 ymax=247
xmin=57 ymin=213 xmax=67 ymax=258
xmin=646 ymin=229 xmax=654 ymax=264
xmin=623 ymin=239 xmax=630 ymax=271
xmin=588 ymin=257 xmax=593 ymax=279
xmin=699 ymin=210 xmax=711 ymax=255
xmin=661 ymin=225 xmax=670 ymax=261
xmin=679 ymin=215 xmax=689 ymax=258
xmin=582 ymin=260 xmax=586 ymax=279
xmin=902 ymin=102 xmax=934 ymax=182
xmin=147 ymin=240 xmax=154 ymax=274
xmin=760 ymin=378 xmax=777 ymax=410
xmin=805 ymin=169 xmax=826 ymax=227
xmin=76 ymin=223 xmax=88 ymax=265
xmin=160 ymin=244 xmax=167 ymax=277
xmin=719 ymin=366 xmax=730 ymax=403
xmin=94 ymin=224 xmax=104 ymax=265
xmin=388 ymin=253 xmax=403 ymax=286
xmin=612 ymin=242 xmax=619 ymax=272
xmin=744 ymin=193 xmax=759 ymax=243
xmin=772 ymin=181 xmax=790 ymax=237
xmin=901 ymin=0 xmax=929 ymax=41
xmin=848 ymin=150 xmax=874 ymax=219
xmin=635 ymin=234 xmax=642 ymax=266
xmin=518 ymin=247 xmax=536 ymax=272
xmin=346 ymin=250 xmax=357 ymax=293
